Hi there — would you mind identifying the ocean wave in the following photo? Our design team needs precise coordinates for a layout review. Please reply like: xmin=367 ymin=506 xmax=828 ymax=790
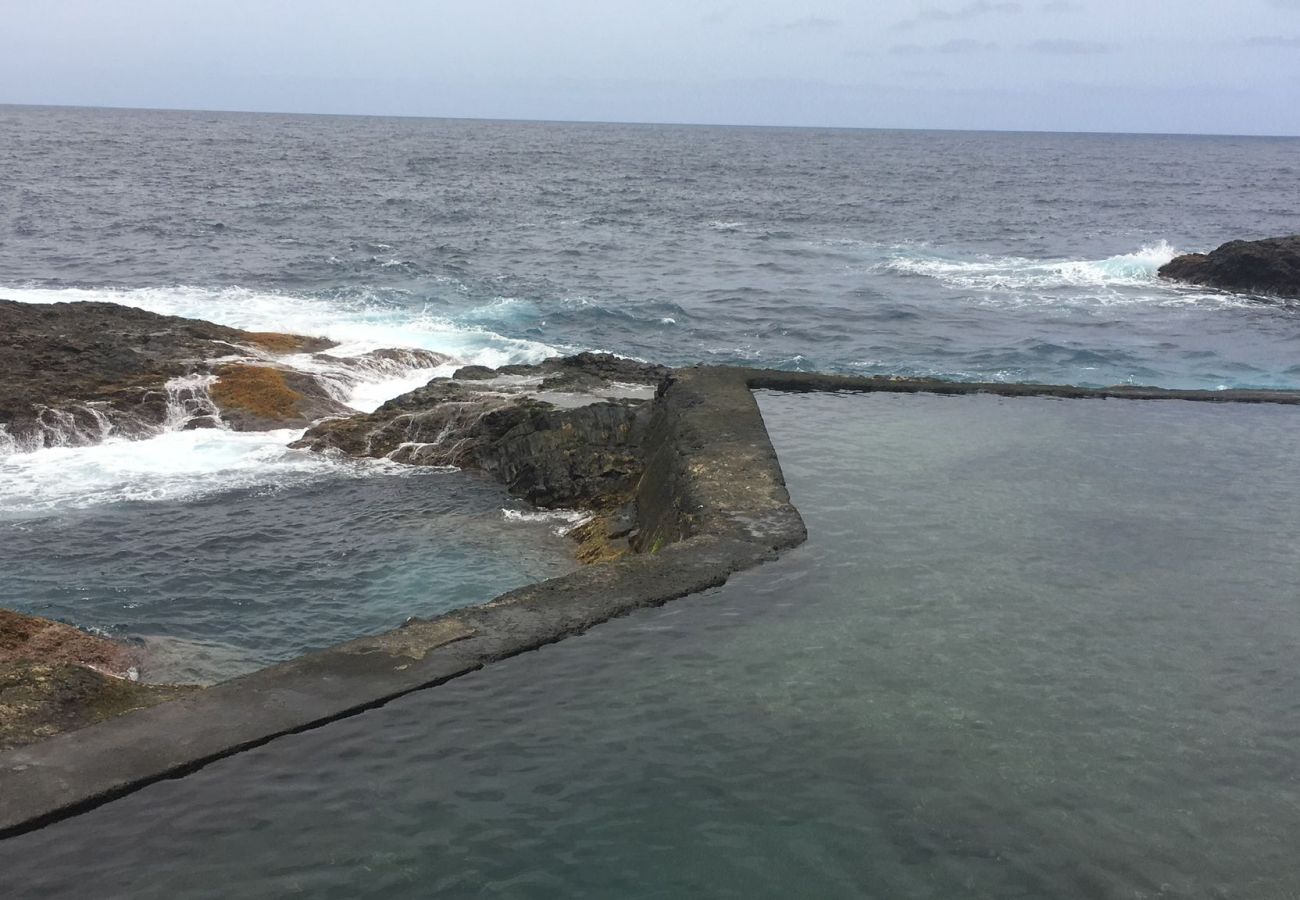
xmin=0 ymin=284 xmax=560 ymax=368
xmin=0 ymin=428 xmax=430 ymax=516
xmin=877 ymin=241 xmax=1186 ymax=293
xmin=0 ymin=285 xmax=568 ymax=507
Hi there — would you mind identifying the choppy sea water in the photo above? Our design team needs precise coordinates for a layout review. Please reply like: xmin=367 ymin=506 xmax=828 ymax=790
xmin=5 ymin=393 xmax=1299 ymax=898
xmin=3 ymin=105 xmax=1299 ymax=391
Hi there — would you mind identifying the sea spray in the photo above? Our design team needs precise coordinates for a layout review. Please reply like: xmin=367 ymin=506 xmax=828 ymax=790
xmin=878 ymin=241 xmax=1183 ymax=292
xmin=0 ymin=285 xmax=559 ymax=369
xmin=163 ymin=374 xmax=223 ymax=430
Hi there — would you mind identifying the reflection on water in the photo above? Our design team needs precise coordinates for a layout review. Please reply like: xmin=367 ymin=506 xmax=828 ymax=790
xmin=4 ymin=392 xmax=1300 ymax=898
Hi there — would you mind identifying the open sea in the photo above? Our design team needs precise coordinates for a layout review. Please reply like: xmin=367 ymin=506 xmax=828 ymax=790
xmin=2 ymin=105 xmax=1300 ymax=895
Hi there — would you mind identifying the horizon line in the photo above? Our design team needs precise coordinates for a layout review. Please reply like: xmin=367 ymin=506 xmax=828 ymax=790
xmin=3 ymin=100 xmax=1296 ymax=141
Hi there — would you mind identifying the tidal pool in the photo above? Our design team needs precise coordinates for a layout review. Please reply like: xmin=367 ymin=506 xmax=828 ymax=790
xmin=1 ymin=447 xmax=577 ymax=683
xmin=3 ymin=391 xmax=1299 ymax=898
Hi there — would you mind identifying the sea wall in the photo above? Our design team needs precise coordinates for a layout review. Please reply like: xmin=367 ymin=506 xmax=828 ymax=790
xmin=634 ymin=367 xmax=808 ymax=553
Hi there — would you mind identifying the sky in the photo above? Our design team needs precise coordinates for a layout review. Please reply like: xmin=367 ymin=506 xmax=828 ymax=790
xmin=3 ymin=0 xmax=1299 ymax=135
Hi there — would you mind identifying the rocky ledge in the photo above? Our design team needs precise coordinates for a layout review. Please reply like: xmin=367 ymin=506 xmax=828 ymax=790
xmin=293 ymin=352 xmax=670 ymax=561
xmin=1158 ymin=235 xmax=1300 ymax=299
xmin=0 ymin=299 xmax=449 ymax=451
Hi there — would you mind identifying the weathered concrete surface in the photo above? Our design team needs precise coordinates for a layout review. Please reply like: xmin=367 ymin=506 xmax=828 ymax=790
xmin=1158 ymin=235 xmax=1300 ymax=299
xmin=0 ymin=664 xmax=197 ymax=756
xmin=743 ymin=369 xmax=1300 ymax=405
xmin=5 ymin=363 xmax=1300 ymax=839
xmin=634 ymin=367 xmax=808 ymax=553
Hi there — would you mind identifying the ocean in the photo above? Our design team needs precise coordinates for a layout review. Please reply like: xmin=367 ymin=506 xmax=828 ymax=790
xmin=3 ymin=105 xmax=1298 ymax=390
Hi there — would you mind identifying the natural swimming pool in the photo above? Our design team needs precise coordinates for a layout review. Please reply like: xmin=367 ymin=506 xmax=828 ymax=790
xmin=0 ymin=434 xmax=577 ymax=684
xmin=4 ymin=391 xmax=1299 ymax=898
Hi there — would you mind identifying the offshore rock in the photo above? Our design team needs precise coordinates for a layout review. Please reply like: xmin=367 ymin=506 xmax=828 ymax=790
xmin=295 ymin=353 xmax=666 ymax=509
xmin=0 ymin=609 xmax=197 ymax=751
xmin=0 ymin=299 xmax=338 ymax=449
xmin=1158 ymin=235 xmax=1300 ymax=299
xmin=0 ymin=299 xmax=450 ymax=450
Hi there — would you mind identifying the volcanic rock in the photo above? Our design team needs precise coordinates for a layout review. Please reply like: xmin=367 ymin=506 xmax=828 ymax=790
xmin=0 ymin=299 xmax=452 ymax=450
xmin=0 ymin=299 xmax=343 ymax=449
xmin=1158 ymin=236 xmax=1300 ymax=299
xmin=295 ymin=353 xmax=667 ymax=509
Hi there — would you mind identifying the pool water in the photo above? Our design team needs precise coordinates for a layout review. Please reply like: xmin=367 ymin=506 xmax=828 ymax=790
xmin=4 ymin=392 xmax=1300 ymax=898
xmin=1 ymin=454 xmax=578 ymax=684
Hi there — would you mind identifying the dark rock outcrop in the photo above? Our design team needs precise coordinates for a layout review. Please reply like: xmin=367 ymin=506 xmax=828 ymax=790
xmin=0 ymin=299 xmax=340 ymax=449
xmin=0 ymin=299 xmax=451 ymax=450
xmin=1158 ymin=236 xmax=1300 ymax=299
xmin=0 ymin=610 xmax=197 ymax=751
xmin=295 ymin=353 xmax=667 ymax=510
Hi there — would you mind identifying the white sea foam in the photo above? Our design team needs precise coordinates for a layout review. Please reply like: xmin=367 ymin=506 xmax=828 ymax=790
xmin=0 ymin=284 xmax=558 ymax=367
xmin=501 ymin=508 xmax=592 ymax=535
xmin=0 ymin=285 xmax=565 ymax=505
xmin=0 ymin=427 xmax=416 ymax=516
xmin=880 ymin=242 xmax=1176 ymax=289
xmin=163 ymin=373 xmax=222 ymax=428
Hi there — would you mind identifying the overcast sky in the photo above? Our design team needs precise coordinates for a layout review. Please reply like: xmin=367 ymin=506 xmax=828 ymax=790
xmin=3 ymin=0 xmax=1299 ymax=134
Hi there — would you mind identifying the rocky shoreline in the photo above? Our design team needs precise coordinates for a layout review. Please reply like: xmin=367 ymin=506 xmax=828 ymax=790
xmin=0 ymin=299 xmax=450 ymax=451
xmin=0 ymin=300 xmax=676 ymax=748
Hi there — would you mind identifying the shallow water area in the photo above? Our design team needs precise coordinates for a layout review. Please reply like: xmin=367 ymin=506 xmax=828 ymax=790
xmin=0 ymin=414 xmax=578 ymax=684
xmin=6 ymin=391 xmax=1299 ymax=898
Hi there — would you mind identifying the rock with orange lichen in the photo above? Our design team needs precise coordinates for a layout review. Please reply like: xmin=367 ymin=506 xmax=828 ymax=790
xmin=209 ymin=364 xmax=353 ymax=430
xmin=0 ymin=298 xmax=344 ymax=451
xmin=0 ymin=609 xmax=141 ymax=675
xmin=0 ymin=609 xmax=199 ymax=751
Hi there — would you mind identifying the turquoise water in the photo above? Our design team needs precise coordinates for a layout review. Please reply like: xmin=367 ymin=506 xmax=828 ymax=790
xmin=4 ymin=392 xmax=1300 ymax=898
xmin=0 ymin=460 xmax=578 ymax=684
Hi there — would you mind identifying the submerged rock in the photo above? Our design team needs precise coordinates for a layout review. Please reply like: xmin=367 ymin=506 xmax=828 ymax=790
xmin=1158 ymin=235 xmax=1300 ymax=299
xmin=295 ymin=352 xmax=667 ymax=510
xmin=0 ymin=609 xmax=198 ymax=751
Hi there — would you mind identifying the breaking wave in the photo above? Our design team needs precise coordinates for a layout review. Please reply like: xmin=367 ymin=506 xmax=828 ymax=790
xmin=0 ymin=284 xmax=565 ymax=512
xmin=878 ymin=241 xmax=1184 ymax=292
xmin=0 ymin=428 xmax=425 ymax=516
xmin=0 ymin=284 xmax=559 ymax=368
